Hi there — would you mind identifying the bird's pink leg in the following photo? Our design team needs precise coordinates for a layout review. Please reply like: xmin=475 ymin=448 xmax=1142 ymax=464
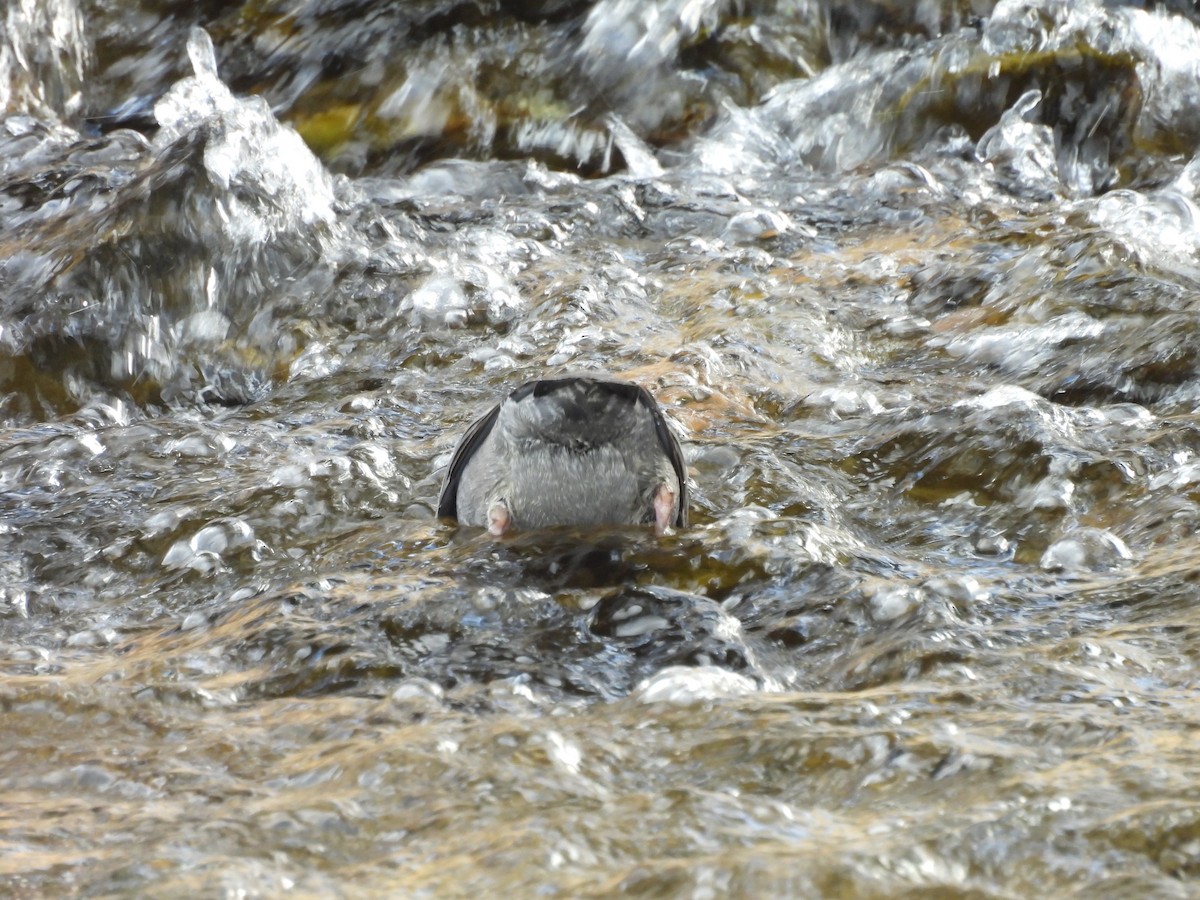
xmin=653 ymin=485 xmax=676 ymax=535
xmin=487 ymin=500 xmax=512 ymax=537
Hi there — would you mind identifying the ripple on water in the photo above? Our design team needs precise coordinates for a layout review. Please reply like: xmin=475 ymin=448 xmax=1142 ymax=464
xmin=5 ymin=2 xmax=1200 ymax=897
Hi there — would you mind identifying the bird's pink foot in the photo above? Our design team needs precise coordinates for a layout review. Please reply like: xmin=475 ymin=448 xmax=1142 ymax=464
xmin=653 ymin=485 xmax=676 ymax=535
xmin=487 ymin=500 xmax=512 ymax=537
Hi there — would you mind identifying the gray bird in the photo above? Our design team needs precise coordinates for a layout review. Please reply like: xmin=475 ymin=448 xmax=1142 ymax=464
xmin=437 ymin=375 xmax=688 ymax=536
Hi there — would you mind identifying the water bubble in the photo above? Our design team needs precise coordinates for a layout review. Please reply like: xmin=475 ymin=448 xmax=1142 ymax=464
xmin=391 ymin=678 xmax=445 ymax=708
xmin=634 ymin=665 xmax=759 ymax=704
xmin=866 ymin=584 xmax=922 ymax=623
xmin=1040 ymin=527 xmax=1134 ymax=572
xmin=162 ymin=517 xmax=260 ymax=573
xmin=403 ymin=276 xmax=468 ymax=327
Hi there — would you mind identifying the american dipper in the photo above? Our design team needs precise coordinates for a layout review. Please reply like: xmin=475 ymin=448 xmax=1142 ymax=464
xmin=438 ymin=375 xmax=688 ymax=535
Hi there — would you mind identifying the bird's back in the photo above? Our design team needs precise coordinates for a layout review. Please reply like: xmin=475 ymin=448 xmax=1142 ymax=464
xmin=439 ymin=375 xmax=688 ymax=531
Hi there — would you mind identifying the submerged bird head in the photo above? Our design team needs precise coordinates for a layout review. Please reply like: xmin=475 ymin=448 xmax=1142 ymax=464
xmin=437 ymin=374 xmax=688 ymax=534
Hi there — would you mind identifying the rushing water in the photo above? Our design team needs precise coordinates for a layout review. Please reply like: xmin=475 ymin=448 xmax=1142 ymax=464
xmin=5 ymin=1 xmax=1200 ymax=896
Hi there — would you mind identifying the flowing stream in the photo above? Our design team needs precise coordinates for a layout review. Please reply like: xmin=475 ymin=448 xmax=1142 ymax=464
xmin=4 ymin=1 xmax=1200 ymax=895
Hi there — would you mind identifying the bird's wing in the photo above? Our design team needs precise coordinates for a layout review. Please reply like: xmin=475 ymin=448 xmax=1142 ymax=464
xmin=436 ymin=400 xmax=503 ymax=520
xmin=635 ymin=384 xmax=689 ymax=527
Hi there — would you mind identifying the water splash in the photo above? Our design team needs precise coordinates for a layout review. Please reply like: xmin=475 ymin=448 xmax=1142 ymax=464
xmin=0 ymin=0 xmax=88 ymax=119
xmin=154 ymin=28 xmax=337 ymax=238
